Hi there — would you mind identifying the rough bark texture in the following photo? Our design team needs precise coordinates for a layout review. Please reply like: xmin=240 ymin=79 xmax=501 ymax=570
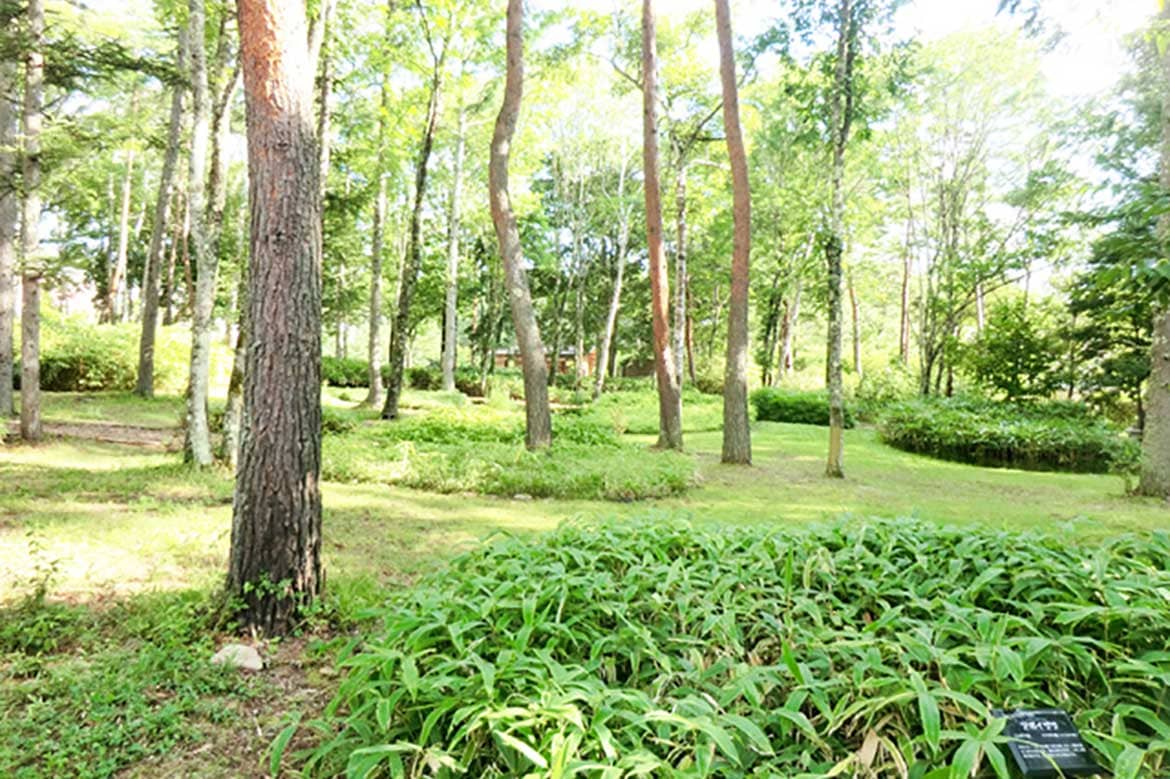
xmin=441 ymin=107 xmax=466 ymax=393
xmin=1140 ymin=6 xmax=1170 ymax=498
xmin=229 ymin=0 xmax=323 ymax=636
xmin=642 ymin=0 xmax=683 ymax=450
xmin=382 ymin=54 xmax=442 ymax=420
xmin=490 ymin=0 xmax=551 ymax=450
xmin=825 ymin=0 xmax=855 ymax=479
xmin=716 ymin=0 xmax=751 ymax=465
xmin=365 ymin=174 xmax=387 ymax=406
xmin=0 ymin=59 xmax=19 ymax=417
xmin=136 ymin=32 xmax=188 ymax=397
xmin=594 ymin=154 xmax=631 ymax=400
xmin=183 ymin=0 xmax=216 ymax=466
xmin=20 ymin=0 xmax=44 ymax=442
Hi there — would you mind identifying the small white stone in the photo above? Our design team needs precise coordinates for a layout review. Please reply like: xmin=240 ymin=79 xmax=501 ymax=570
xmin=211 ymin=643 xmax=264 ymax=672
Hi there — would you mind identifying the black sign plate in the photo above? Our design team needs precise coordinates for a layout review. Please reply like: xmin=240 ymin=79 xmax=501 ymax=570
xmin=995 ymin=708 xmax=1102 ymax=778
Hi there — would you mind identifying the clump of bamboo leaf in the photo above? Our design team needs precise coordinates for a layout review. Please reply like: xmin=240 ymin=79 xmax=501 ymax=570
xmin=292 ymin=518 xmax=1170 ymax=778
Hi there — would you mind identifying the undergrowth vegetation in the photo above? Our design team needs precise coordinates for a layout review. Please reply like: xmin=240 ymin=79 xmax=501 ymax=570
xmin=321 ymin=405 xmax=695 ymax=500
xmin=750 ymin=387 xmax=856 ymax=428
xmin=582 ymin=388 xmax=724 ymax=435
xmin=294 ymin=518 xmax=1170 ymax=778
xmin=877 ymin=396 xmax=1139 ymax=473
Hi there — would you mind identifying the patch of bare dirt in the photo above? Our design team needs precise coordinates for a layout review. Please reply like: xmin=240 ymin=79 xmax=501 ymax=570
xmin=5 ymin=420 xmax=181 ymax=449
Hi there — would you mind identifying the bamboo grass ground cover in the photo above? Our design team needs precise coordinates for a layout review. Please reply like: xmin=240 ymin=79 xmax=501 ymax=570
xmin=295 ymin=518 xmax=1170 ymax=778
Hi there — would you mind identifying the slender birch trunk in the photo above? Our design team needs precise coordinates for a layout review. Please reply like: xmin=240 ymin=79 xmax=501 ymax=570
xmin=0 ymin=59 xmax=19 ymax=417
xmin=441 ymin=106 xmax=466 ymax=392
xmin=183 ymin=0 xmax=216 ymax=466
xmin=594 ymin=153 xmax=631 ymax=400
xmin=673 ymin=165 xmax=687 ymax=389
xmin=19 ymin=0 xmax=45 ymax=442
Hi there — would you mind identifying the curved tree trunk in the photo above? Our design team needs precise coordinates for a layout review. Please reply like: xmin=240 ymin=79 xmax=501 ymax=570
xmin=441 ymin=106 xmax=466 ymax=393
xmin=365 ymin=174 xmax=387 ymax=406
xmin=106 ymin=143 xmax=135 ymax=323
xmin=20 ymin=0 xmax=45 ymax=442
xmin=0 ymin=59 xmax=19 ymax=417
xmin=641 ymin=0 xmax=683 ymax=450
xmin=593 ymin=155 xmax=631 ymax=400
xmin=183 ymin=0 xmax=216 ymax=467
xmin=716 ymin=0 xmax=751 ymax=465
xmin=490 ymin=0 xmax=551 ymax=450
xmin=136 ymin=30 xmax=188 ymax=398
xmin=824 ymin=0 xmax=855 ymax=479
xmin=383 ymin=59 xmax=442 ymax=420
xmin=229 ymin=0 xmax=323 ymax=636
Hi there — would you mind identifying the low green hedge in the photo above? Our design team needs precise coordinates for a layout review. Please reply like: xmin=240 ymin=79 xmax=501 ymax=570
xmin=877 ymin=396 xmax=1138 ymax=473
xmin=320 ymin=405 xmax=694 ymax=500
xmin=321 ymin=356 xmax=369 ymax=388
xmin=295 ymin=518 xmax=1170 ymax=778
xmin=750 ymin=387 xmax=856 ymax=428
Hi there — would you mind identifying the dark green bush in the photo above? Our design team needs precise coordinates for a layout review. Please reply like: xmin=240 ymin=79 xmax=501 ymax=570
xmin=16 ymin=325 xmax=138 ymax=391
xmin=406 ymin=365 xmax=440 ymax=391
xmin=877 ymin=396 xmax=1137 ymax=473
xmin=296 ymin=518 xmax=1170 ymax=778
xmin=750 ymin=387 xmax=856 ymax=427
xmin=321 ymin=356 xmax=369 ymax=388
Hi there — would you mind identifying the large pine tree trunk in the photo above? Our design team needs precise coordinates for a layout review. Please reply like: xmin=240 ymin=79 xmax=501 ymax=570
xmin=229 ymin=0 xmax=323 ymax=636
xmin=1140 ymin=4 xmax=1170 ymax=498
xmin=441 ymin=106 xmax=466 ymax=393
xmin=593 ymin=155 xmax=631 ymax=400
xmin=824 ymin=0 xmax=854 ymax=479
xmin=642 ymin=0 xmax=683 ymax=450
xmin=19 ymin=0 xmax=44 ymax=442
xmin=490 ymin=0 xmax=551 ymax=450
xmin=716 ymin=0 xmax=751 ymax=465
xmin=183 ymin=0 xmax=217 ymax=467
xmin=383 ymin=62 xmax=442 ymax=420
xmin=0 ymin=59 xmax=19 ymax=417
xmin=136 ymin=31 xmax=188 ymax=398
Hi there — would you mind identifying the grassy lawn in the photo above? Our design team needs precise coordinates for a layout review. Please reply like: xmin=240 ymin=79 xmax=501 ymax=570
xmin=1 ymin=390 xmax=1166 ymax=777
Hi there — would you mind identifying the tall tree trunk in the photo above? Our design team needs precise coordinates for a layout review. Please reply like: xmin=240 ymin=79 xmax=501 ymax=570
xmin=571 ymin=177 xmax=587 ymax=387
xmin=594 ymin=156 xmax=631 ymax=399
xmin=229 ymin=0 xmax=323 ymax=636
xmin=0 ymin=59 xmax=19 ymax=417
xmin=1140 ymin=4 xmax=1170 ymax=498
xmin=642 ymin=0 xmax=683 ymax=450
xmin=163 ymin=191 xmax=182 ymax=325
xmin=19 ymin=0 xmax=44 ymax=442
xmin=673 ymin=165 xmax=687 ymax=389
xmin=106 ymin=143 xmax=136 ymax=323
xmin=382 ymin=53 xmax=443 ymax=420
xmin=899 ymin=252 xmax=911 ymax=366
xmin=490 ymin=0 xmax=551 ymax=449
xmin=824 ymin=0 xmax=855 ymax=479
xmin=975 ymin=281 xmax=986 ymax=333
xmin=136 ymin=31 xmax=188 ymax=397
xmin=221 ymin=271 xmax=246 ymax=468
xmin=183 ymin=0 xmax=216 ymax=466
xmin=441 ymin=106 xmax=466 ymax=393
xmin=716 ymin=0 xmax=751 ymax=465
xmin=848 ymin=271 xmax=862 ymax=379
xmin=780 ymin=278 xmax=802 ymax=383
xmin=365 ymin=175 xmax=387 ymax=406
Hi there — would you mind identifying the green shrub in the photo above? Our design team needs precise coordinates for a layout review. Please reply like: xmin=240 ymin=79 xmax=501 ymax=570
xmin=321 ymin=356 xmax=369 ymax=388
xmin=296 ymin=518 xmax=1170 ymax=778
xmin=855 ymin=363 xmax=917 ymax=418
xmin=750 ymin=387 xmax=856 ymax=427
xmin=319 ymin=406 xmax=692 ymax=500
xmin=877 ymin=396 xmax=1137 ymax=473
xmin=406 ymin=365 xmax=440 ymax=391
